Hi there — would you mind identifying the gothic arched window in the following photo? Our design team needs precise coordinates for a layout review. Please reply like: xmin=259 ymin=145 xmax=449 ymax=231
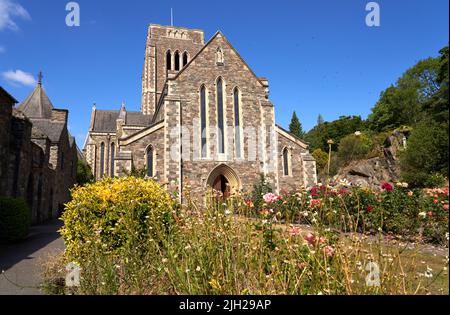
xmin=216 ymin=78 xmax=225 ymax=154
xmin=183 ymin=52 xmax=188 ymax=67
xmin=200 ymin=85 xmax=208 ymax=158
xmin=233 ymin=88 xmax=242 ymax=159
xmin=110 ymin=143 xmax=115 ymax=177
xmin=174 ymin=51 xmax=180 ymax=71
xmin=166 ymin=50 xmax=172 ymax=70
xmin=283 ymin=147 xmax=291 ymax=176
xmin=146 ymin=146 xmax=154 ymax=178
xmin=100 ymin=142 xmax=105 ymax=177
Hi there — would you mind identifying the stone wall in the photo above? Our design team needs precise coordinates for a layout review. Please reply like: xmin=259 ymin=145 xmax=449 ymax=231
xmin=0 ymin=93 xmax=13 ymax=193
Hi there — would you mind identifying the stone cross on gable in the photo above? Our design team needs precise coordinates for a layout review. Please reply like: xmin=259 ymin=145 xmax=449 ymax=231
xmin=38 ymin=71 xmax=43 ymax=85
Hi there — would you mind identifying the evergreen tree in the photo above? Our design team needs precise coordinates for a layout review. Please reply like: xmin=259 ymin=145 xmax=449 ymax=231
xmin=289 ymin=111 xmax=304 ymax=139
xmin=317 ymin=114 xmax=324 ymax=126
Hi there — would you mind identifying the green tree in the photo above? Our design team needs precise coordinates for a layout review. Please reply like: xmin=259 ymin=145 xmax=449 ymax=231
xmin=317 ymin=114 xmax=324 ymax=126
xmin=305 ymin=116 xmax=365 ymax=152
xmin=400 ymin=119 xmax=449 ymax=187
xmin=337 ymin=133 xmax=374 ymax=165
xmin=312 ymin=148 xmax=328 ymax=173
xmin=289 ymin=111 xmax=304 ymax=139
xmin=367 ymin=57 xmax=440 ymax=132
xmin=76 ymin=160 xmax=94 ymax=186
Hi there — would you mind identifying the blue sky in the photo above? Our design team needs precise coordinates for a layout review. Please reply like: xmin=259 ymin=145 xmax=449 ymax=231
xmin=0 ymin=0 xmax=448 ymax=147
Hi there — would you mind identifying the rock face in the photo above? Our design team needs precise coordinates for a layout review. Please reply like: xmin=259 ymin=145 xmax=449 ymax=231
xmin=333 ymin=129 xmax=410 ymax=190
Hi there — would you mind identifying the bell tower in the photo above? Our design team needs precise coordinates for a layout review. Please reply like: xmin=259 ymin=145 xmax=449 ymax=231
xmin=141 ymin=24 xmax=205 ymax=116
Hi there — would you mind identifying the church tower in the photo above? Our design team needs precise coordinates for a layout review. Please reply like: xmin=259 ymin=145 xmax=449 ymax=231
xmin=141 ymin=24 xmax=205 ymax=116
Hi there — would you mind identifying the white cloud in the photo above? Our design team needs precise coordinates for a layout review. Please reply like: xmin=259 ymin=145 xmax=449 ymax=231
xmin=2 ymin=69 xmax=36 ymax=87
xmin=0 ymin=0 xmax=30 ymax=31
xmin=0 ymin=46 xmax=5 ymax=53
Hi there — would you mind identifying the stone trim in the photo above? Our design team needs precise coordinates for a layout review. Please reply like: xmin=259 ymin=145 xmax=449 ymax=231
xmin=276 ymin=126 xmax=309 ymax=149
xmin=119 ymin=121 xmax=164 ymax=146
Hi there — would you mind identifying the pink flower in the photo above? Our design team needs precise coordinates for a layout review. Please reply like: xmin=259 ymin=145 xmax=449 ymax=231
xmin=288 ymin=226 xmax=301 ymax=236
xmin=319 ymin=236 xmax=327 ymax=245
xmin=304 ymin=233 xmax=316 ymax=245
xmin=381 ymin=182 xmax=394 ymax=191
xmin=444 ymin=204 xmax=449 ymax=211
xmin=263 ymin=193 xmax=280 ymax=204
xmin=324 ymin=246 xmax=335 ymax=257
xmin=433 ymin=199 xmax=439 ymax=204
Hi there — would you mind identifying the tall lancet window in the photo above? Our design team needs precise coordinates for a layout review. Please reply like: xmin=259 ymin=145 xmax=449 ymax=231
xmin=166 ymin=50 xmax=172 ymax=70
xmin=100 ymin=142 xmax=105 ymax=177
xmin=110 ymin=143 xmax=115 ymax=177
xmin=283 ymin=148 xmax=291 ymax=176
xmin=174 ymin=51 xmax=180 ymax=71
xmin=200 ymin=85 xmax=208 ymax=158
xmin=234 ymin=88 xmax=242 ymax=159
xmin=216 ymin=78 xmax=225 ymax=154
xmin=183 ymin=52 xmax=188 ymax=67
xmin=147 ymin=146 xmax=154 ymax=178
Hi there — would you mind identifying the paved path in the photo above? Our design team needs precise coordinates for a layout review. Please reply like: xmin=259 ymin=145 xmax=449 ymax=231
xmin=0 ymin=220 xmax=64 ymax=295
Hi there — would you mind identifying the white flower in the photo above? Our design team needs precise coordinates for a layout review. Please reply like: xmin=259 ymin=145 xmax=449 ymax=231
xmin=225 ymin=210 xmax=231 ymax=215
xmin=424 ymin=266 xmax=433 ymax=278
xmin=162 ymin=258 xmax=168 ymax=263
xmin=196 ymin=266 xmax=201 ymax=272
xmin=419 ymin=212 xmax=427 ymax=219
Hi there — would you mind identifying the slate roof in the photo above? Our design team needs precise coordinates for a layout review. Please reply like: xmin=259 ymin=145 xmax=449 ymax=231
xmin=18 ymin=83 xmax=54 ymax=119
xmin=92 ymin=110 xmax=152 ymax=132
xmin=31 ymin=119 xmax=65 ymax=142
xmin=126 ymin=112 xmax=153 ymax=126
xmin=0 ymin=86 xmax=18 ymax=104
xmin=93 ymin=110 xmax=119 ymax=132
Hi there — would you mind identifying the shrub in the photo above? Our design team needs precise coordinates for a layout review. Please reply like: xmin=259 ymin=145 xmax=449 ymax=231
xmin=312 ymin=149 xmax=328 ymax=174
xmin=76 ymin=160 xmax=94 ymax=186
xmin=60 ymin=177 xmax=176 ymax=262
xmin=337 ymin=133 xmax=374 ymax=165
xmin=400 ymin=120 xmax=449 ymax=187
xmin=250 ymin=174 xmax=273 ymax=212
xmin=0 ymin=197 xmax=31 ymax=243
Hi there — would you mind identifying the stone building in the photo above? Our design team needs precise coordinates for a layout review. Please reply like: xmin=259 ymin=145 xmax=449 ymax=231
xmin=84 ymin=24 xmax=317 ymax=200
xmin=0 ymin=79 xmax=77 ymax=224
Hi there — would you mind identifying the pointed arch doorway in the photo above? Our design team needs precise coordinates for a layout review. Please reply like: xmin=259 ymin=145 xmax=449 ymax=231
xmin=207 ymin=164 xmax=241 ymax=200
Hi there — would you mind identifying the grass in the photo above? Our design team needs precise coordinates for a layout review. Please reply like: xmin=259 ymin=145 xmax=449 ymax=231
xmin=41 ymin=202 xmax=449 ymax=295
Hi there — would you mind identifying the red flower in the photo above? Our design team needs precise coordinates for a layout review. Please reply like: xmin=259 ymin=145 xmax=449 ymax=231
xmin=381 ymin=182 xmax=394 ymax=191
xmin=433 ymin=199 xmax=439 ymax=204
xmin=309 ymin=199 xmax=322 ymax=209
xmin=310 ymin=187 xmax=320 ymax=197
xmin=367 ymin=205 xmax=374 ymax=213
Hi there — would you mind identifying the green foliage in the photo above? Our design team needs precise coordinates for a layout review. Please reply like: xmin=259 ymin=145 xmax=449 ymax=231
xmin=305 ymin=116 xmax=365 ymax=152
xmin=337 ymin=133 xmax=374 ymax=165
xmin=400 ymin=120 xmax=449 ymax=187
xmin=312 ymin=149 xmax=328 ymax=173
xmin=288 ymin=111 xmax=304 ymax=139
xmin=60 ymin=177 xmax=176 ymax=262
xmin=0 ymin=197 xmax=31 ymax=243
xmin=76 ymin=160 xmax=94 ymax=185
xmin=124 ymin=164 xmax=148 ymax=178
xmin=251 ymin=174 xmax=273 ymax=211
xmin=367 ymin=57 xmax=440 ymax=132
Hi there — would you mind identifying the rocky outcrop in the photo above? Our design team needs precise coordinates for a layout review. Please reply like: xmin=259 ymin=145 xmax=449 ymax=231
xmin=333 ymin=129 xmax=410 ymax=190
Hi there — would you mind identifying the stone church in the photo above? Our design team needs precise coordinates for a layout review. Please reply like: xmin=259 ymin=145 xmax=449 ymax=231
xmin=0 ymin=79 xmax=78 ymax=224
xmin=84 ymin=24 xmax=317 ymax=199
